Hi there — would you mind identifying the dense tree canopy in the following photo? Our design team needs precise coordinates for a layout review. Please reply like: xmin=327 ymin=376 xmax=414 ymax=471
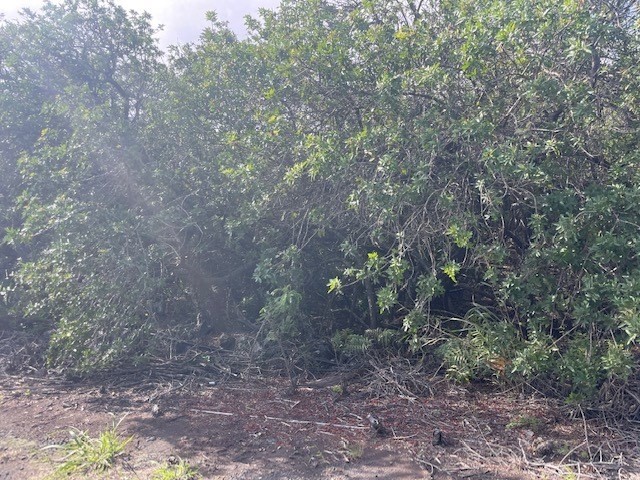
xmin=1 ymin=0 xmax=639 ymax=409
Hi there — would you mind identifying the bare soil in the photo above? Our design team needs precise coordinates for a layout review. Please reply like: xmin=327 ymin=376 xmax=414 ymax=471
xmin=1 ymin=368 xmax=640 ymax=480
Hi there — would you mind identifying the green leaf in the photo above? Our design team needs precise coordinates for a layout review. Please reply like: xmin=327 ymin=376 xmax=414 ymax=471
xmin=442 ymin=261 xmax=461 ymax=283
xmin=327 ymin=277 xmax=342 ymax=293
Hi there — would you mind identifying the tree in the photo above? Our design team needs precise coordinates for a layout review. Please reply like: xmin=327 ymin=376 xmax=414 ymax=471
xmin=1 ymin=0 xmax=164 ymax=369
xmin=2 ymin=0 xmax=639 ymax=411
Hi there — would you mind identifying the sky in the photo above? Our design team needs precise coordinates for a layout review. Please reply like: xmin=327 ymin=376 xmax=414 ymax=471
xmin=1 ymin=0 xmax=281 ymax=48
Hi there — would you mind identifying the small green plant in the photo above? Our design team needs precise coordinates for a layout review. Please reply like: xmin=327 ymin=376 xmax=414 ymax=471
xmin=330 ymin=384 xmax=344 ymax=395
xmin=151 ymin=458 xmax=200 ymax=480
xmin=506 ymin=414 xmax=543 ymax=432
xmin=49 ymin=417 xmax=131 ymax=476
xmin=341 ymin=440 xmax=364 ymax=461
xmin=331 ymin=329 xmax=372 ymax=356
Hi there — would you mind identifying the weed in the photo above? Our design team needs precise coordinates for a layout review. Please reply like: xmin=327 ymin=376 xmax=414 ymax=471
xmin=47 ymin=416 xmax=131 ymax=477
xmin=342 ymin=440 xmax=364 ymax=461
xmin=330 ymin=384 xmax=344 ymax=395
xmin=150 ymin=457 xmax=200 ymax=480
xmin=506 ymin=414 xmax=543 ymax=432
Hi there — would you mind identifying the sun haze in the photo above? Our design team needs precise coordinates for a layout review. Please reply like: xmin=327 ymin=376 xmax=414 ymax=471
xmin=1 ymin=0 xmax=280 ymax=48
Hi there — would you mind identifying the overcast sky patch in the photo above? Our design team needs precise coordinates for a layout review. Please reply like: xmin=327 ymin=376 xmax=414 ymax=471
xmin=1 ymin=0 xmax=280 ymax=48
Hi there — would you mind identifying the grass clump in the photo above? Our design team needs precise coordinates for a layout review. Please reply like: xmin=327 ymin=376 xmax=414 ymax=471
xmin=151 ymin=457 xmax=200 ymax=480
xmin=48 ymin=417 xmax=131 ymax=477
xmin=506 ymin=414 xmax=544 ymax=432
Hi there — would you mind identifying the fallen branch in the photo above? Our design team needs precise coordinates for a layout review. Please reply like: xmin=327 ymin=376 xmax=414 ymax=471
xmin=191 ymin=408 xmax=368 ymax=430
xmin=191 ymin=409 xmax=234 ymax=416
xmin=263 ymin=414 xmax=368 ymax=430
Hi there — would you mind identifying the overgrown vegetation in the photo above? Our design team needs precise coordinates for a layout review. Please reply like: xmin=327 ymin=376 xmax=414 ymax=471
xmin=1 ymin=0 xmax=639 ymax=413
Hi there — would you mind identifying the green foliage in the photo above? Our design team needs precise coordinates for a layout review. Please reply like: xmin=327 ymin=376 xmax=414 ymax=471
xmin=506 ymin=415 xmax=544 ymax=432
xmin=559 ymin=335 xmax=601 ymax=402
xmin=331 ymin=328 xmax=402 ymax=358
xmin=402 ymin=309 xmax=429 ymax=352
xmin=415 ymin=274 xmax=445 ymax=303
xmin=327 ymin=277 xmax=342 ymax=294
xmin=602 ymin=340 xmax=633 ymax=380
xmin=510 ymin=333 xmax=555 ymax=378
xmin=255 ymin=247 xmax=311 ymax=347
xmin=151 ymin=458 xmax=200 ymax=480
xmin=439 ymin=307 xmax=522 ymax=382
xmin=331 ymin=329 xmax=373 ymax=356
xmin=50 ymin=420 xmax=132 ymax=476
xmin=376 ymin=285 xmax=397 ymax=313
xmin=441 ymin=261 xmax=461 ymax=284
xmin=260 ymin=285 xmax=304 ymax=341
xmin=446 ymin=224 xmax=473 ymax=249
xmin=439 ymin=338 xmax=477 ymax=383
xmin=1 ymin=0 xmax=639 ymax=411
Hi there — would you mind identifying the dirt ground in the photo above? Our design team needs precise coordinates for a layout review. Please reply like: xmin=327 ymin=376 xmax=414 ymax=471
xmin=1 ymin=367 xmax=640 ymax=480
